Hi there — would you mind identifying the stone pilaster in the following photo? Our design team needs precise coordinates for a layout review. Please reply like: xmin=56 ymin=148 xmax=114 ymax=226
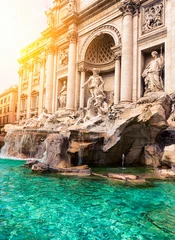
xmin=75 ymin=65 xmax=81 ymax=110
xmin=120 ymin=0 xmax=139 ymax=103
xmin=171 ymin=0 xmax=175 ymax=91
xmin=38 ymin=57 xmax=46 ymax=114
xmin=114 ymin=54 xmax=121 ymax=105
xmin=27 ymin=63 xmax=33 ymax=118
xmin=66 ymin=31 xmax=77 ymax=110
xmin=79 ymin=67 xmax=86 ymax=108
xmin=52 ymin=47 xmax=58 ymax=112
xmin=17 ymin=67 xmax=23 ymax=121
xmin=45 ymin=44 xmax=54 ymax=113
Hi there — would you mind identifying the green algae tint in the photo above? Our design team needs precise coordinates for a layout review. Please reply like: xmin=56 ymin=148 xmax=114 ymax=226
xmin=0 ymin=159 xmax=175 ymax=240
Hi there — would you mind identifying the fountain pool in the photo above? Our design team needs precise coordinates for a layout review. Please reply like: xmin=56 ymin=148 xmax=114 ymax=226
xmin=0 ymin=158 xmax=175 ymax=239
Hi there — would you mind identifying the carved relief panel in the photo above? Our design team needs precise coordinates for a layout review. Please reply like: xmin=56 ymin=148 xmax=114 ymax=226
xmin=59 ymin=49 xmax=68 ymax=66
xmin=142 ymin=0 xmax=164 ymax=34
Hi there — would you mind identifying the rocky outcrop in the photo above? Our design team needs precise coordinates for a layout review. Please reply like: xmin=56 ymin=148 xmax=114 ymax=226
xmin=2 ymin=92 xmax=174 ymax=170
xmin=44 ymin=133 xmax=71 ymax=168
xmin=70 ymin=92 xmax=172 ymax=168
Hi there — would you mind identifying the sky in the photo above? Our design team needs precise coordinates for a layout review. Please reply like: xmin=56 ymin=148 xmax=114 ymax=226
xmin=0 ymin=0 xmax=53 ymax=94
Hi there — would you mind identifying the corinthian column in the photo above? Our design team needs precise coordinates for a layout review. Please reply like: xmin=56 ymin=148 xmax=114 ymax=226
xmin=120 ymin=0 xmax=139 ymax=103
xmin=114 ymin=54 xmax=121 ymax=105
xmin=17 ymin=67 xmax=23 ymax=121
xmin=38 ymin=57 xmax=46 ymax=114
xmin=171 ymin=0 xmax=175 ymax=90
xmin=45 ymin=44 xmax=54 ymax=113
xmin=79 ymin=68 xmax=86 ymax=108
xmin=66 ymin=31 xmax=77 ymax=110
xmin=27 ymin=63 xmax=33 ymax=118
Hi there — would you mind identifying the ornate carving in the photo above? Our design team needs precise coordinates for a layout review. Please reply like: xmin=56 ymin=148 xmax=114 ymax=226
xmin=18 ymin=68 xmax=23 ymax=77
xmin=59 ymin=50 xmax=68 ymax=66
xmin=39 ymin=57 xmax=46 ymax=68
xmin=67 ymin=31 xmax=77 ymax=43
xmin=28 ymin=63 xmax=34 ymax=72
xmin=78 ymin=67 xmax=87 ymax=73
xmin=67 ymin=0 xmax=75 ymax=13
xmin=46 ymin=44 xmax=55 ymax=55
xmin=45 ymin=9 xmax=55 ymax=28
xmin=114 ymin=53 xmax=121 ymax=61
xmin=142 ymin=1 xmax=164 ymax=34
xmin=119 ymin=0 xmax=140 ymax=16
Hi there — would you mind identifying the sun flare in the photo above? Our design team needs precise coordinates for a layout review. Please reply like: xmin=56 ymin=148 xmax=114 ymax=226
xmin=0 ymin=0 xmax=48 ymax=93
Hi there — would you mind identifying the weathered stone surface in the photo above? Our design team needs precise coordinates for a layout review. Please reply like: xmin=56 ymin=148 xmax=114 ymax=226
xmin=1 ymin=92 xmax=174 ymax=170
xmin=161 ymin=145 xmax=175 ymax=168
xmin=45 ymin=133 xmax=71 ymax=168
xmin=32 ymin=162 xmax=49 ymax=172
xmin=31 ymin=162 xmax=92 ymax=175
xmin=158 ymin=169 xmax=175 ymax=178
xmin=24 ymin=160 xmax=40 ymax=167
xmin=107 ymin=173 xmax=138 ymax=181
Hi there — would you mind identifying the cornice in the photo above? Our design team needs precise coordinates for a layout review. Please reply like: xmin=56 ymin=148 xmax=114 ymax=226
xmin=76 ymin=60 xmax=115 ymax=73
xmin=78 ymin=0 xmax=117 ymax=23
xmin=0 ymin=86 xmax=18 ymax=98
xmin=62 ymin=11 xmax=78 ymax=26
xmin=18 ymin=45 xmax=46 ymax=64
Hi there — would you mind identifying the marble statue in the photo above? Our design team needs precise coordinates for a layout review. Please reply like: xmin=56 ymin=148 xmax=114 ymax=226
xmin=94 ymin=94 xmax=108 ymax=116
xmin=142 ymin=51 xmax=164 ymax=94
xmin=82 ymin=68 xmax=105 ymax=99
xmin=58 ymin=81 xmax=67 ymax=108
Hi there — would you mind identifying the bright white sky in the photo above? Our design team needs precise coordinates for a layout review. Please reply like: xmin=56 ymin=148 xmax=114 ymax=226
xmin=0 ymin=0 xmax=53 ymax=94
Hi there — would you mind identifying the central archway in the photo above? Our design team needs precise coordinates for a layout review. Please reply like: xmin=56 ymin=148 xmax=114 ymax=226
xmin=85 ymin=34 xmax=115 ymax=64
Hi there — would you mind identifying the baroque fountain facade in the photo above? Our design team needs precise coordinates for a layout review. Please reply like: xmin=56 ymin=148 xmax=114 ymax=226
xmin=1 ymin=0 xmax=175 ymax=176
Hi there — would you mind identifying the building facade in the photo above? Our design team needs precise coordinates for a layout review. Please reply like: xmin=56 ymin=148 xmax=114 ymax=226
xmin=17 ymin=0 xmax=175 ymax=120
xmin=0 ymin=86 xmax=18 ymax=129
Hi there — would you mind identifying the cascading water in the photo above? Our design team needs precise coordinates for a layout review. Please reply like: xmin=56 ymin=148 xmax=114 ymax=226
xmin=121 ymin=153 xmax=126 ymax=169
xmin=78 ymin=132 xmax=84 ymax=166
xmin=0 ymin=130 xmax=47 ymax=160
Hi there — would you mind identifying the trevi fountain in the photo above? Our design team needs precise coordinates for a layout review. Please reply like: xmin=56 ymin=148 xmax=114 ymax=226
xmin=1 ymin=60 xmax=175 ymax=239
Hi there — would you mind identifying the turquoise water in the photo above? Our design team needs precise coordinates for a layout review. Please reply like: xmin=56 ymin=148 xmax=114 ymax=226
xmin=0 ymin=159 xmax=175 ymax=240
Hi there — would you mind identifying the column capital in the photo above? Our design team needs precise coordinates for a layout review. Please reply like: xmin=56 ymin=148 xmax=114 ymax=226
xmin=114 ymin=53 xmax=121 ymax=61
xmin=45 ymin=44 xmax=55 ymax=55
xmin=67 ymin=31 xmax=77 ymax=43
xmin=78 ymin=67 xmax=87 ymax=73
xmin=111 ymin=45 xmax=122 ymax=60
xmin=28 ymin=62 xmax=34 ymax=72
xmin=18 ymin=67 xmax=23 ymax=76
xmin=39 ymin=57 xmax=46 ymax=68
xmin=119 ymin=0 xmax=140 ymax=16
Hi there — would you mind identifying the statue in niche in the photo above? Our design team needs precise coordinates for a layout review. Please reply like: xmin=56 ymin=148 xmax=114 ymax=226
xmin=58 ymin=81 xmax=67 ymax=108
xmin=142 ymin=51 xmax=164 ymax=94
xmin=143 ymin=2 xmax=163 ymax=33
xmin=82 ymin=68 xmax=105 ymax=99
